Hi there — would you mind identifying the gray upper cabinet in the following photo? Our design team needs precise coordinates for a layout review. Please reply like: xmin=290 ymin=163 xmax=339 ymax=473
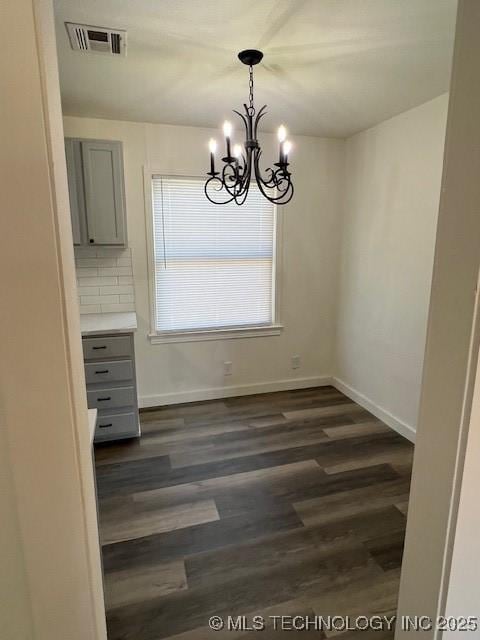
xmin=64 ymin=138 xmax=84 ymax=245
xmin=81 ymin=140 xmax=126 ymax=245
xmin=64 ymin=138 xmax=127 ymax=247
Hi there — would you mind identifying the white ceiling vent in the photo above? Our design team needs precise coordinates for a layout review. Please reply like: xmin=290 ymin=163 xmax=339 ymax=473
xmin=66 ymin=23 xmax=127 ymax=56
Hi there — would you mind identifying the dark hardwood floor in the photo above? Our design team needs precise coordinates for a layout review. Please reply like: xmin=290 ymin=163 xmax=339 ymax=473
xmin=94 ymin=386 xmax=413 ymax=640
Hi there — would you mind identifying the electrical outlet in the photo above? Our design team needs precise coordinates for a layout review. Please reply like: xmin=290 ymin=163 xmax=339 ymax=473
xmin=291 ymin=355 xmax=301 ymax=369
xmin=224 ymin=361 xmax=233 ymax=376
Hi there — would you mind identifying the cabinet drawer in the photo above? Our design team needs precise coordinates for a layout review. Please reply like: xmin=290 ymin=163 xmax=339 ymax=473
xmin=87 ymin=386 xmax=135 ymax=410
xmin=85 ymin=359 xmax=133 ymax=385
xmin=95 ymin=412 xmax=138 ymax=441
xmin=83 ymin=335 xmax=132 ymax=360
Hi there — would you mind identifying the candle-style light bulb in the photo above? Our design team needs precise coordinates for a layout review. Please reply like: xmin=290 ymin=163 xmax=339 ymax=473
xmin=208 ymin=138 xmax=217 ymax=174
xmin=282 ymin=140 xmax=292 ymax=163
xmin=277 ymin=125 xmax=287 ymax=143
xmin=278 ymin=125 xmax=287 ymax=163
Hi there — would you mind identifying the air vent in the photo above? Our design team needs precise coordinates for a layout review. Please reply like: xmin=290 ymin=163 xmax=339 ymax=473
xmin=66 ymin=23 xmax=127 ymax=56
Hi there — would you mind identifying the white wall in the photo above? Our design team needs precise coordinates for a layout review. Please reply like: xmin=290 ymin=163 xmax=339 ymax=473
xmin=63 ymin=116 xmax=345 ymax=406
xmin=334 ymin=95 xmax=449 ymax=438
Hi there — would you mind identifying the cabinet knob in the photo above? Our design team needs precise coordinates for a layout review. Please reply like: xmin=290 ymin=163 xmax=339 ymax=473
xmin=89 ymin=238 xmax=94 ymax=243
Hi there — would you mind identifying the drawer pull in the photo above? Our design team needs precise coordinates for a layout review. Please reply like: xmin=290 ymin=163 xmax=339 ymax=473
xmin=97 ymin=396 xmax=111 ymax=402
xmin=92 ymin=345 xmax=107 ymax=350
xmin=98 ymin=423 xmax=113 ymax=429
xmin=95 ymin=369 xmax=109 ymax=374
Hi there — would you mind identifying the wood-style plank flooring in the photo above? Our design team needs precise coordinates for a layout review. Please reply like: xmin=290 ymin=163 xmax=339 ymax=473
xmin=94 ymin=386 xmax=413 ymax=640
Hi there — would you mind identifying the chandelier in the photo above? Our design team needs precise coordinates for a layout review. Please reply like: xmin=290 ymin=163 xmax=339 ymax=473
xmin=204 ymin=49 xmax=294 ymax=206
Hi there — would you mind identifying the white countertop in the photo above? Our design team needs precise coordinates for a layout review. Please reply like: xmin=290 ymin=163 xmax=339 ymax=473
xmin=80 ymin=312 xmax=137 ymax=336
xmin=87 ymin=409 xmax=97 ymax=444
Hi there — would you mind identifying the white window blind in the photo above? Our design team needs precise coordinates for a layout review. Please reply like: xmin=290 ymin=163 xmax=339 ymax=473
xmin=151 ymin=176 xmax=276 ymax=333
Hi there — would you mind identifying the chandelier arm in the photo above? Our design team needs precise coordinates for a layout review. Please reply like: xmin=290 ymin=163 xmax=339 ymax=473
xmin=235 ymin=152 xmax=252 ymax=205
xmin=221 ymin=161 xmax=246 ymax=199
xmin=214 ymin=150 xmax=251 ymax=201
xmin=226 ymin=160 xmax=248 ymax=195
xmin=256 ymin=174 xmax=294 ymax=204
xmin=266 ymin=166 xmax=288 ymax=191
xmin=230 ymin=147 xmax=252 ymax=197
xmin=234 ymin=150 xmax=250 ymax=191
xmin=278 ymin=181 xmax=294 ymax=205
xmin=204 ymin=176 xmax=237 ymax=205
xmin=253 ymin=149 xmax=278 ymax=189
xmin=234 ymin=180 xmax=251 ymax=205
xmin=274 ymin=168 xmax=293 ymax=193
xmin=239 ymin=148 xmax=253 ymax=191
xmin=232 ymin=108 xmax=255 ymax=198
xmin=255 ymin=149 xmax=291 ymax=193
xmin=261 ymin=166 xmax=278 ymax=188
xmin=253 ymin=150 xmax=294 ymax=205
xmin=233 ymin=109 xmax=249 ymax=140
xmin=253 ymin=152 xmax=277 ymax=202
xmin=253 ymin=105 xmax=267 ymax=140
xmin=221 ymin=161 xmax=236 ymax=184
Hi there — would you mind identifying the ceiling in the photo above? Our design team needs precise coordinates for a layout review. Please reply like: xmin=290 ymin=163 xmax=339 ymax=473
xmin=54 ymin=0 xmax=457 ymax=138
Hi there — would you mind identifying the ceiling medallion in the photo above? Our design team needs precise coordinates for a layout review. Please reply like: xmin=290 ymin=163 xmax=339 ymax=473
xmin=205 ymin=49 xmax=294 ymax=206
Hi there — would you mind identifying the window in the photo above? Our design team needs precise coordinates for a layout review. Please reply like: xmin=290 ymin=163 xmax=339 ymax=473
xmin=147 ymin=175 xmax=282 ymax=342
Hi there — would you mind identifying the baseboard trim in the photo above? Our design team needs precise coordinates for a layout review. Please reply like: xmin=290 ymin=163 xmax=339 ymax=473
xmin=139 ymin=375 xmax=333 ymax=408
xmin=332 ymin=377 xmax=416 ymax=443
xmin=139 ymin=375 xmax=417 ymax=443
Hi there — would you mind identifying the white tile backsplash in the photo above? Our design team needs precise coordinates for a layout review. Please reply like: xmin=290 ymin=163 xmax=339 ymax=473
xmin=78 ymin=276 xmax=118 ymax=286
xmin=99 ymin=285 xmax=134 ymax=295
xmin=74 ymin=247 xmax=136 ymax=314
xmin=77 ymin=267 xmax=98 ymax=278
xmin=77 ymin=257 xmax=117 ymax=268
xmin=98 ymin=266 xmax=132 ymax=277
xmin=78 ymin=286 xmax=100 ymax=296
xmin=81 ymin=295 xmax=119 ymax=305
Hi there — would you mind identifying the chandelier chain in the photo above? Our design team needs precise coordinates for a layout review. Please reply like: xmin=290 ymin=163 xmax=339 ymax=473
xmin=248 ymin=65 xmax=255 ymax=115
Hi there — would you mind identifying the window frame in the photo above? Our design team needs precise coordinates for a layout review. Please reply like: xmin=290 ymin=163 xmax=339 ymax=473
xmin=143 ymin=167 xmax=284 ymax=344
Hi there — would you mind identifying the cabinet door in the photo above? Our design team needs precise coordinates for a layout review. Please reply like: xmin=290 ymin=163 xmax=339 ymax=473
xmin=81 ymin=140 xmax=127 ymax=246
xmin=64 ymin=139 xmax=83 ymax=245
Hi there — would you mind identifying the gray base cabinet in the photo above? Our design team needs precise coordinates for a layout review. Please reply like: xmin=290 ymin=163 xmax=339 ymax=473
xmin=83 ymin=332 xmax=140 ymax=442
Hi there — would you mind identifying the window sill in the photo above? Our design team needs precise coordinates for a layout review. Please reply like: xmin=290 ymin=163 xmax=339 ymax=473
xmin=149 ymin=324 xmax=284 ymax=344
